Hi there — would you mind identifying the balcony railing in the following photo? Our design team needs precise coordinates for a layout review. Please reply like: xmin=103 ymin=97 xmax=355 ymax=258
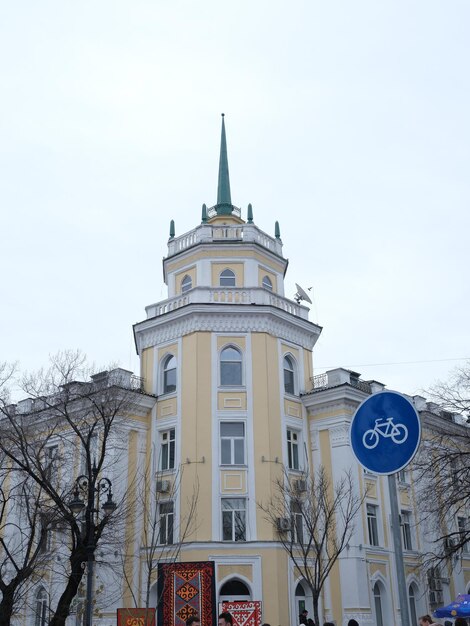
xmin=145 ymin=287 xmax=309 ymax=320
xmin=167 ymin=222 xmax=283 ymax=257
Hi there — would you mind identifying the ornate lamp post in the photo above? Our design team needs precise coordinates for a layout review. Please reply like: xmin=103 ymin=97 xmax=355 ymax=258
xmin=70 ymin=467 xmax=117 ymax=626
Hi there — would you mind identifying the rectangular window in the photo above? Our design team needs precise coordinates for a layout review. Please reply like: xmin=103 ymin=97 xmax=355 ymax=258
xmin=367 ymin=504 xmax=379 ymax=546
xmin=45 ymin=445 xmax=58 ymax=482
xmin=222 ymin=498 xmax=246 ymax=541
xmin=291 ymin=501 xmax=304 ymax=544
xmin=398 ymin=469 xmax=409 ymax=484
xmin=159 ymin=502 xmax=174 ymax=545
xmin=220 ymin=422 xmax=245 ymax=465
xmin=401 ymin=510 xmax=413 ymax=550
xmin=287 ymin=429 xmax=300 ymax=470
xmin=160 ymin=429 xmax=175 ymax=471
xmin=38 ymin=517 xmax=51 ymax=553
xmin=458 ymin=516 xmax=469 ymax=553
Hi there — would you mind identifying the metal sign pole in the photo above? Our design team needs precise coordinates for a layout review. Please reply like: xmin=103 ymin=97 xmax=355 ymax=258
xmin=388 ymin=473 xmax=411 ymax=626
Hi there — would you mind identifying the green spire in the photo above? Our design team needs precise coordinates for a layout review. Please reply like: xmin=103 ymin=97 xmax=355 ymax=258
xmin=275 ymin=221 xmax=281 ymax=239
xmin=169 ymin=219 xmax=175 ymax=239
xmin=216 ymin=113 xmax=233 ymax=214
xmin=247 ymin=203 xmax=253 ymax=223
xmin=201 ymin=203 xmax=207 ymax=223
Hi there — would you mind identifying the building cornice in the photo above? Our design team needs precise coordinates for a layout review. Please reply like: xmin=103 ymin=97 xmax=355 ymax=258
xmin=134 ymin=304 xmax=321 ymax=353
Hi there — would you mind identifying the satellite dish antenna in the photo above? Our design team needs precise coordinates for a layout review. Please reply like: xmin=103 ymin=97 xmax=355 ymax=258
xmin=294 ymin=283 xmax=313 ymax=305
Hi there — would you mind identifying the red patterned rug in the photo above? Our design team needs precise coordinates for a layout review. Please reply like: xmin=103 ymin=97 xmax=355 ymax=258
xmin=157 ymin=561 xmax=216 ymax=626
xmin=221 ymin=601 xmax=262 ymax=626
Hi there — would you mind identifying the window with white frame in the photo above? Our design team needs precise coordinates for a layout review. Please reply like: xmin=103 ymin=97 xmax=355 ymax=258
xmin=401 ymin=510 xmax=413 ymax=550
xmin=181 ymin=274 xmax=192 ymax=293
xmin=159 ymin=429 xmax=176 ymax=471
xmin=222 ymin=498 xmax=246 ymax=541
xmin=373 ymin=582 xmax=384 ymax=626
xmin=220 ymin=422 xmax=245 ymax=465
xmin=38 ymin=516 xmax=51 ymax=554
xmin=163 ymin=355 xmax=177 ymax=394
xmin=367 ymin=503 xmax=380 ymax=546
xmin=458 ymin=516 xmax=469 ymax=553
xmin=158 ymin=501 xmax=174 ymax=545
xmin=291 ymin=500 xmax=304 ymax=544
xmin=398 ymin=468 xmax=409 ymax=484
xmin=287 ymin=429 xmax=300 ymax=470
xmin=283 ymin=355 xmax=296 ymax=395
xmin=35 ymin=588 xmax=48 ymax=626
xmin=219 ymin=268 xmax=236 ymax=287
xmin=262 ymin=275 xmax=273 ymax=291
xmin=45 ymin=445 xmax=58 ymax=482
xmin=220 ymin=346 xmax=242 ymax=386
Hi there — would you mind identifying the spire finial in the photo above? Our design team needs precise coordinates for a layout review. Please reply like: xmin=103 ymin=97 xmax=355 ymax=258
xmin=216 ymin=113 xmax=232 ymax=211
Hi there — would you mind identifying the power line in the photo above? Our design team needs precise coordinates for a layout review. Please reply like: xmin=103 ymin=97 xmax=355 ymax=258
xmin=316 ymin=357 xmax=469 ymax=369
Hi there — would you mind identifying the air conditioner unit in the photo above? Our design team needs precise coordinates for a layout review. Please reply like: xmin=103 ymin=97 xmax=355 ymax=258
xmin=276 ymin=517 xmax=291 ymax=532
xmin=294 ymin=479 xmax=307 ymax=493
xmin=156 ymin=480 xmax=170 ymax=493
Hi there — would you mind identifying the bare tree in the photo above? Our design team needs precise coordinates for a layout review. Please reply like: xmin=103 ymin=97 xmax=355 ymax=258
xmin=0 ymin=469 xmax=58 ymax=626
xmin=259 ymin=466 xmax=364 ymax=626
xmin=120 ymin=457 xmax=199 ymax=612
xmin=414 ymin=361 xmax=470 ymax=563
xmin=0 ymin=351 xmax=155 ymax=626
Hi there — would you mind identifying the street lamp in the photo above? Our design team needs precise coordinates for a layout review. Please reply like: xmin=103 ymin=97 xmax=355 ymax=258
xmin=69 ymin=467 xmax=117 ymax=626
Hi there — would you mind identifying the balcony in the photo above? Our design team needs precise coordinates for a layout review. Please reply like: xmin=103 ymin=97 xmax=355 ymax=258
xmin=145 ymin=287 xmax=310 ymax=320
xmin=167 ymin=222 xmax=283 ymax=258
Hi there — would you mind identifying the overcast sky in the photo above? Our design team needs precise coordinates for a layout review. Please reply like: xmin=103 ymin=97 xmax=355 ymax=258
xmin=1 ymin=0 xmax=469 ymax=399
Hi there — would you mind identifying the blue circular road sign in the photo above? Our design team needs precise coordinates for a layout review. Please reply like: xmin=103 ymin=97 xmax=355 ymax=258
xmin=350 ymin=391 xmax=421 ymax=475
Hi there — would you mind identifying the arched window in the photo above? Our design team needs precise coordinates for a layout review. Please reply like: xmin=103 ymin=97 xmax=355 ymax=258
xmin=373 ymin=583 xmax=384 ymax=626
xmin=220 ymin=347 xmax=242 ymax=386
xmin=220 ymin=268 xmax=236 ymax=287
xmin=181 ymin=275 xmax=192 ymax=293
xmin=408 ymin=584 xmax=418 ymax=626
xmin=35 ymin=588 xmax=47 ymax=626
xmin=163 ymin=355 xmax=177 ymax=394
xmin=283 ymin=355 xmax=296 ymax=395
xmin=262 ymin=275 xmax=273 ymax=291
xmin=219 ymin=578 xmax=251 ymax=603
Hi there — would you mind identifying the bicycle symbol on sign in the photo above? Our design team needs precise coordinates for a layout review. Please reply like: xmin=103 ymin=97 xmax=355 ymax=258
xmin=362 ymin=417 xmax=408 ymax=450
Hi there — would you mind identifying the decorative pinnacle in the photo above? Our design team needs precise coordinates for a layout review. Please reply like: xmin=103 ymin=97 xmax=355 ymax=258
xmin=247 ymin=204 xmax=253 ymax=223
xmin=169 ymin=219 xmax=175 ymax=239
xmin=217 ymin=113 xmax=232 ymax=207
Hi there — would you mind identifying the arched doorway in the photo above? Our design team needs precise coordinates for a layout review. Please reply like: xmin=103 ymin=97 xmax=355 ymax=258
xmin=372 ymin=581 xmax=390 ymax=626
xmin=294 ymin=580 xmax=314 ymax=624
xmin=408 ymin=582 xmax=419 ymax=626
xmin=219 ymin=578 xmax=252 ymax=603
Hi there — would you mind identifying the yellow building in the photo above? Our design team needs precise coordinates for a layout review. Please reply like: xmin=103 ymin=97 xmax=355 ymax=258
xmin=130 ymin=117 xmax=470 ymax=626
xmin=132 ymin=115 xmax=323 ymax=625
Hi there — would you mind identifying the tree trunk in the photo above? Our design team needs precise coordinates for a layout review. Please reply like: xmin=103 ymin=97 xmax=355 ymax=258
xmin=49 ymin=552 xmax=86 ymax=626
xmin=313 ymin=595 xmax=321 ymax=626
xmin=0 ymin=586 xmax=15 ymax=626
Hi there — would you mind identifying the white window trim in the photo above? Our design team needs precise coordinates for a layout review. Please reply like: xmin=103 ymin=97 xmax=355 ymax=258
xmin=219 ymin=344 xmax=245 ymax=388
xmin=158 ymin=428 xmax=176 ymax=472
xmin=366 ymin=502 xmax=381 ymax=547
xmin=160 ymin=353 xmax=177 ymax=396
xmin=221 ymin=497 xmax=248 ymax=542
xmin=283 ymin=353 xmax=298 ymax=397
xmin=286 ymin=427 xmax=302 ymax=472
xmin=219 ymin=420 xmax=246 ymax=467
xmin=158 ymin=500 xmax=175 ymax=545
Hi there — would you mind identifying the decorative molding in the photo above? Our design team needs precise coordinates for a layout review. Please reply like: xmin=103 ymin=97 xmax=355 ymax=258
xmin=224 ymin=398 xmax=242 ymax=408
xmin=310 ymin=427 xmax=320 ymax=451
xmin=135 ymin=308 xmax=320 ymax=352
xmin=330 ymin=424 xmax=350 ymax=447
xmin=287 ymin=404 xmax=301 ymax=417
xmin=222 ymin=472 xmax=244 ymax=491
